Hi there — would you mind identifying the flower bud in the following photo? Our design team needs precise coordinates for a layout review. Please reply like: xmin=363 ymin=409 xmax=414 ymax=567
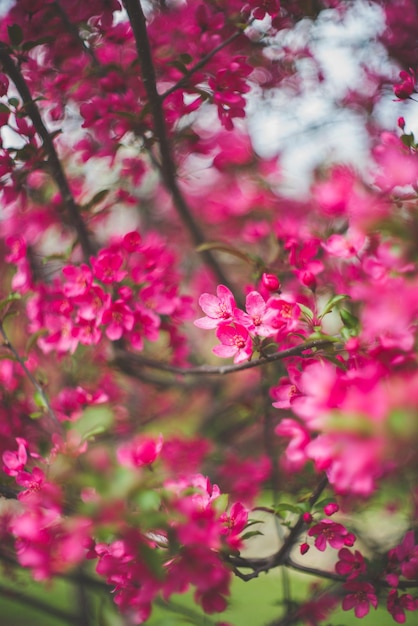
xmin=324 ymin=502 xmax=339 ymax=516
xmin=303 ymin=512 xmax=313 ymax=524
xmin=261 ymin=272 xmax=280 ymax=292
xmin=398 ymin=117 xmax=406 ymax=130
xmin=300 ymin=542 xmax=310 ymax=555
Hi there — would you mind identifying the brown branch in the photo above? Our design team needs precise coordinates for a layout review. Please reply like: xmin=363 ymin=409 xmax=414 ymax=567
xmin=53 ymin=1 xmax=100 ymax=67
xmin=0 ymin=44 xmax=95 ymax=261
xmin=122 ymin=0 xmax=234 ymax=290
xmin=227 ymin=475 xmax=329 ymax=580
xmin=114 ymin=338 xmax=333 ymax=377
xmin=160 ymin=29 xmax=244 ymax=100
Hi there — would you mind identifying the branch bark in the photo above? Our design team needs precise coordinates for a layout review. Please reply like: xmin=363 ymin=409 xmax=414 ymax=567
xmin=0 ymin=44 xmax=95 ymax=261
xmin=114 ymin=338 xmax=334 ymax=377
xmin=122 ymin=0 xmax=235 ymax=290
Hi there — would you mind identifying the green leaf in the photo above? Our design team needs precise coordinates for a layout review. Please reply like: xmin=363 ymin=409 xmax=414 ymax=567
xmin=0 ymin=103 xmax=9 ymax=113
xmin=33 ymin=389 xmax=48 ymax=409
xmin=81 ymin=189 xmax=110 ymax=212
xmin=339 ymin=308 xmax=359 ymax=331
xmin=8 ymin=97 xmax=19 ymax=108
xmin=241 ymin=530 xmax=264 ymax=540
xmin=8 ymin=24 xmax=23 ymax=47
xmin=298 ymin=303 xmax=314 ymax=321
xmin=318 ymin=294 xmax=349 ymax=319
xmin=274 ymin=503 xmax=303 ymax=516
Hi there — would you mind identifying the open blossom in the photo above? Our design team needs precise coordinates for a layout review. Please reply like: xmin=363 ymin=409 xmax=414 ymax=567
xmin=342 ymin=581 xmax=378 ymax=618
xmin=335 ymin=547 xmax=366 ymax=580
xmin=234 ymin=291 xmax=283 ymax=337
xmin=194 ymin=285 xmax=236 ymax=329
xmin=387 ymin=589 xmax=417 ymax=624
xmin=308 ymin=519 xmax=355 ymax=552
xmin=213 ymin=322 xmax=253 ymax=363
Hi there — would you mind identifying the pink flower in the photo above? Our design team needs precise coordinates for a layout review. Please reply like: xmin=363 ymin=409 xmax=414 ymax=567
xmin=117 ymin=434 xmax=163 ymax=469
xmin=235 ymin=291 xmax=285 ymax=337
xmin=387 ymin=589 xmax=417 ymax=624
xmin=101 ymin=300 xmax=134 ymax=340
xmin=393 ymin=69 xmax=416 ymax=100
xmin=91 ymin=251 xmax=127 ymax=284
xmin=62 ymin=264 xmax=92 ymax=297
xmin=308 ymin=519 xmax=355 ymax=552
xmin=248 ymin=0 xmax=280 ymax=20
xmin=194 ymin=285 xmax=236 ymax=329
xmin=335 ymin=548 xmax=366 ymax=580
xmin=342 ymin=581 xmax=378 ymax=618
xmin=2 ymin=438 xmax=28 ymax=476
xmin=213 ymin=322 xmax=253 ymax=363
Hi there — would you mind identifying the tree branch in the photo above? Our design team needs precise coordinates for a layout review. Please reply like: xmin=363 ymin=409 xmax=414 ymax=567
xmin=122 ymin=0 xmax=235 ymax=290
xmin=0 ymin=44 xmax=95 ymax=261
xmin=114 ymin=338 xmax=334 ymax=377
xmin=227 ymin=475 xmax=329 ymax=580
xmin=160 ymin=29 xmax=244 ymax=100
xmin=0 ymin=322 xmax=62 ymax=432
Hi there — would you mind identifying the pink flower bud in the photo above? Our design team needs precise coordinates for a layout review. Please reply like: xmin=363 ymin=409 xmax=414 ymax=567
xmin=261 ymin=272 xmax=280 ymax=292
xmin=398 ymin=117 xmax=406 ymax=130
xmin=324 ymin=503 xmax=339 ymax=516
xmin=303 ymin=512 xmax=313 ymax=524
xmin=300 ymin=542 xmax=310 ymax=555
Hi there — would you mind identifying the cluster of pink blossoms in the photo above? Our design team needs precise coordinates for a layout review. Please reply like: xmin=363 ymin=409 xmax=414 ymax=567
xmin=7 ymin=231 xmax=192 ymax=360
xmin=195 ymin=283 xmax=301 ymax=363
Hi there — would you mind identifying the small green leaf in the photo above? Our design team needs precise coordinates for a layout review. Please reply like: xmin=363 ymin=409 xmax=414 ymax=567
xmin=8 ymin=24 xmax=23 ymax=47
xmin=33 ymin=389 xmax=48 ymax=409
xmin=298 ymin=303 xmax=314 ymax=321
xmin=339 ymin=308 xmax=359 ymax=331
xmin=319 ymin=294 xmax=349 ymax=319
xmin=274 ymin=503 xmax=303 ymax=516
xmin=241 ymin=530 xmax=264 ymax=540
xmin=0 ymin=103 xmax=9 ymax=113
xmin=8 ymin=97 xmax=19 ymax=108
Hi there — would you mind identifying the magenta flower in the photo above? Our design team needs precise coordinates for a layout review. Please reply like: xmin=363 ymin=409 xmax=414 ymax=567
xmin=393 ymin=69 xmax=416 ymax=100
xmin=101 ymin=300 xmax=134 ymax=340
xmin=91 ymin=251 xmax=127 ymax=284
xmin=213 ymin=322 xmax=253 ymax=363
xmin=62 ymin=264 xmax=92 ymax=297
xmin=308 ymin=519 xmax=355 ymax=552
xmin=117 ymin=434 xmax=163 ymax=469
xmin=194 ymin=284 xmax=236 ymax=329
xmin=248 ymin=0 xmax=280 ymax=20
xmin=235 ymin=291 xmax=283 ymax=337
xmin=335 ymin=547 xmax=366 ymax=580
xmin=342 ymin=581 xmax=378 ymax=618
xmin=387 ymin=589 xmax=417 ymax=624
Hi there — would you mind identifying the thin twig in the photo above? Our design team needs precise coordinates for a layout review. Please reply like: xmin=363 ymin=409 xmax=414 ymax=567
xmin=122 ymin=0 xmax=235 ymax=290
xmin=0 ymin=323 xmax=61 ymax=431
xmin=160 ymin=29 xmax=243 ymax=100
xmin=0 ymin=44 xmax=95 ymax=261
xmin=114 ymin=338 xmax=334 ymax=377
xmin=53 ymin=1 xmax=100 ymax=67
xmin=227 ymin=475 xmax=329 ymax=580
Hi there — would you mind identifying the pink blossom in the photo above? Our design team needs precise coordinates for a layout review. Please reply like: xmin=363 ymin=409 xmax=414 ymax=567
xmin=342 ymin=581 xmax=378 ymax=618
xmin=101 ymin=300 xmax=134 ymax=340
xmin=213 ymin=322 xmax=253 ymax=363
xmin=117 ymin=434 xmax=163 ymax=469
xmin=308 ymin=519 xmax=355 ymax=552
xmin=194 ymin=284 xmax=237 ymax=329
xmin=335 ymin=547 xmax=366 ymax=580
xmin=387 ymin=589 xmax=417 ymax=623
